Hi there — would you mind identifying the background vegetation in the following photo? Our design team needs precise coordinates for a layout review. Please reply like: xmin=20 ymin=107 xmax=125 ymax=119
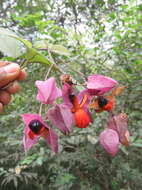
xmin=0 ymin=0 xmax=142 ymax=189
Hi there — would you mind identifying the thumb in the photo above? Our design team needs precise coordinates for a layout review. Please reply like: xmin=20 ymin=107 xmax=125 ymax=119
xmin=0 ymin=63 xmax=20 ymax=88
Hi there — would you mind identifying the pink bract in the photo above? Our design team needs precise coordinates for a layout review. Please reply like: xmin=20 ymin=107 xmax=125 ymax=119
xmin=35 ymin=77 xmax=62 ymax=104
xmin=62 ymin=83 xmax=74 ymax=108
xmin=22 ymin=113 xmax=58 ymax=153
xmin=86 ymin=74 xmax=118 ymax=95
xmin=108 ymin=113 xmax=130 ymax=146
xmin=99 ymin=128 xmax=119 ymax=156
xmin=47 ymin=104 xmax=74 ymax=134
xmin=77 ymin=89 xmax=92 ymax=108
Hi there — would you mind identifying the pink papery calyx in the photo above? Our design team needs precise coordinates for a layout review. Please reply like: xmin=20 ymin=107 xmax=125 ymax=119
xmin=99 ymin=128 xmax=119 ymax=156
xmin=22 ymin=113 xmax=58 ymax=153
xmin=108 ymin=113 xmax=130 ymax=147
xmin=86 ymin=74 xmax=118 ymax=96
xmin=47 ymin=104 xmax=74 ymax=134
xmin=35 ymin=77 xmax=62 ymax=104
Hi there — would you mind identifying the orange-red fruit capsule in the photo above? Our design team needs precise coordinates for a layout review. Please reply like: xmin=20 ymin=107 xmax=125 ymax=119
xmin=74 ymin=109 xmax=90 ymax=128
xmin=103 ymin=101 xmax=114 ymax=111
xmin=28 ymin=130 xmax=35 ymax=140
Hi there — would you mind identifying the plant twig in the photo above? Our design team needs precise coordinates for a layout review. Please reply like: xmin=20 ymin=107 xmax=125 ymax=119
xmin=39 ymin=103 xmax=43 ymax=116
xmin=44 ymin=62 xmax=54 ymax=80
xmin=47 ymin=48 xmax=65 ymax=74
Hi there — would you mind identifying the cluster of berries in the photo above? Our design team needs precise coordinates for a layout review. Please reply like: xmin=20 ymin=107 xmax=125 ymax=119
xmin=22 ymin=74 xmax=130 ymax=156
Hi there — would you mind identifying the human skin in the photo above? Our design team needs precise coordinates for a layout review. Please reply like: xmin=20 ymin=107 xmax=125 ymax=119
xmin=0 ymin=61 xmax=27 ymax=113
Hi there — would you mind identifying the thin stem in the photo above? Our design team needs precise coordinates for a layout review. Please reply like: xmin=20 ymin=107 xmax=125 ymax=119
xmin=39 ymin=103 xmax=43 ymax=116
xmin=57 ymin=57 xmax=87 ymax=82
xmin=44 ymin=62 xmax=54 ymax=80
xmin=47 ymin=48 xmax=65 ymax=74
xmin=40 ymin=48 xmax=87 ymax=82
xmin=71 ymin=67 xmax=87 ymax=81
xmin=20 ymin=59 xmax=29 ymax=70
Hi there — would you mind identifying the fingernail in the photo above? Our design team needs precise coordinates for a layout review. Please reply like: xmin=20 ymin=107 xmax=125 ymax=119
xmin=5 ymin=63 xmax=20 ymax=73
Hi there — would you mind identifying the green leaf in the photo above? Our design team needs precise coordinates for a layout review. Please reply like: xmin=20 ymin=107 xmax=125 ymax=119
xmin=132 ymin=143 xmax=142 ymax=147
xmin=0 ymin=27 xmax=23 ymax=57
xmin=36 ymin=157 xmax=43 ymax=166
xmin=49 ymin=44 xmax=70 ymax=56
xmin=108 ymin=0 xmax=116 ymax=4
xmin=96 ymin=0 xmax=105 ymax=6
xmin=34 ymin=40 xmax=48 ymax=49
xmin=21 ymin=154 xmax=37 ymax=165
xmin=57 ymin=173 xmax=76 ymax=185
xmin=26 ymin=48 xmax=51 ymax=65
xmin=109 ymin=12 xmax=116 ymax=20
xmin=120 ymin=146 xmax=129 ymax=155
xmin=34 ymin=40 xmax=70 ymax=56
xmin=132 ymin=139 xmax=142 ymax=147
xmin=10 ymin=35 xmax=32 ymax=48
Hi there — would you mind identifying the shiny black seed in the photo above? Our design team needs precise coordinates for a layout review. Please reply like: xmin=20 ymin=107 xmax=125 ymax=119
xmin=29 ymin=119 xmax=43 ymax=134
xmin=69 ymin=94 xmax=75 ymax=104
xmin=98 ymin=97 xmax=108 ymax=108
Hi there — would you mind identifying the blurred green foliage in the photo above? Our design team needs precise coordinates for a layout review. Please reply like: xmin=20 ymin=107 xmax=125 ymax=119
xmin=0 ymin=0 xmax=142 ymax=189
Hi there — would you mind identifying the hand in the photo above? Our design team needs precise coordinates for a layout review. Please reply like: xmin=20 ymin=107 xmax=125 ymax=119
xmin=0 ymin=61 xmax=27 ymax=113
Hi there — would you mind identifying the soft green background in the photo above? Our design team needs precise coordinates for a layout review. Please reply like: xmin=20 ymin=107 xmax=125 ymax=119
xmin=0 ymin=0 xmax=142 ymax=189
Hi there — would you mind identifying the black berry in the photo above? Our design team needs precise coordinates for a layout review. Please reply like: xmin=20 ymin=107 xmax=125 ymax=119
xmin=98 ymin=97 xmax=108 ymax=108
xmin=29 ymin=119 xmax=43 ymax=134
xmin=69 ymin=94 xmax=75 ymax=104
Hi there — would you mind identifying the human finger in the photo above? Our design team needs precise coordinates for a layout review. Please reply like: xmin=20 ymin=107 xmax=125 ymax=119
xmin=0 ymin=61 xmax=9 ymax=67
xmin=17 ymin=69 xmax=27 ymax=81
xmin=0 ymin=91 xmax=11 ymax=105
xmin=6 ymin=81 xmax=21 ymax=94
xmin=0 ymin=63 xmax=20 ymax=88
